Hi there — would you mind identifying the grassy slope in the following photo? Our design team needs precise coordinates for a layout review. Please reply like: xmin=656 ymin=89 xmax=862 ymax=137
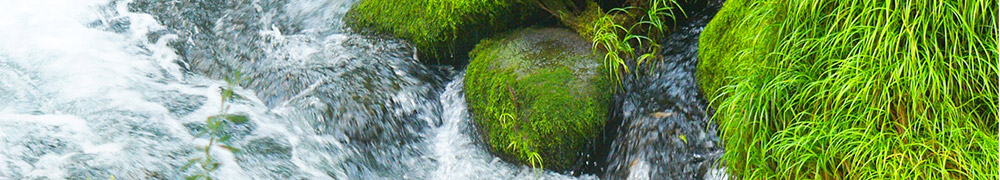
xmin=699 ymin=0 xmax=998 ymax=179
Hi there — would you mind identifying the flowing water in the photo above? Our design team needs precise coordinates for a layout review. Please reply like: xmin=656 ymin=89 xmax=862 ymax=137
xmin=0 ymin=0 xmax=724 ymax=179
xmin=603 ymin=0 xmax=727 ymax=179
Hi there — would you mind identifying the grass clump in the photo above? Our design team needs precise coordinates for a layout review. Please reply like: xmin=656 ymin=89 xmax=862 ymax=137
xmin=698 ymin=0 xmax=998 ymax=179
xmin=345 ymin=0 xmax=543 ymax=64
xmin=580 ymin=0 xmax=687 ymax=87
xmin=465 ymin=28 xmax=611 ymax=171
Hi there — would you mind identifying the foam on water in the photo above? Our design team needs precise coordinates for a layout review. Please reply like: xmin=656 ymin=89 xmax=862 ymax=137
xmin=0 ymin=0 xmax=208 ymax=178
xmin=0 ymin=0 xmax=294 ymax=178
xmin=0 ymin=0 xmax=729 ymax=179
xmin=429 ymin=72 xmax=594 ymax=180
xmin=0 ymin=0 xmax=599 ymax=179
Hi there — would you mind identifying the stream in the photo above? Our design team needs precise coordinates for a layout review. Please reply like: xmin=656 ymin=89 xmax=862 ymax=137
xmin=0 ymin=0 xmax=725 ymax=179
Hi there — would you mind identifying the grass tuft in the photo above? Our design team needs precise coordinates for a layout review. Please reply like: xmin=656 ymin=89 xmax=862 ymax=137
xmin=584 ymin=0 xmax=687 ymax=88
xmin=699 ymin=0 xmax=998 ymax=179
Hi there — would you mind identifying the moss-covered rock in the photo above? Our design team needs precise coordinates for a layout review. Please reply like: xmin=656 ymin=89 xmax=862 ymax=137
xmin=345 ymin=0 xmax=545 ymax=64
xmin=695 ymin=0 xmax=771 ymax=104
xmin=464 ymin=27 xmax=611 ymax=171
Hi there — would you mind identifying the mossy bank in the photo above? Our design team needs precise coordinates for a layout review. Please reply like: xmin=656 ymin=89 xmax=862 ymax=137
xmin=464 ymin=28 xmax=611 ymax=171
xmin=698 ymin=0 xmax=998 ymax=179
xmin=344 ymin=0 xmax=545 ymax=64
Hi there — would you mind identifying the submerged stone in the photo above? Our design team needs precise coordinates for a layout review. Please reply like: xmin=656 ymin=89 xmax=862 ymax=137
xmin=464 ymin=27 xmax=611 ymax=171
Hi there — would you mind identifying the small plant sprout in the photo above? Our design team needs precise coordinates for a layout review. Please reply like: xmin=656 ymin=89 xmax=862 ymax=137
xmin=181 ymin=70 xmax=250 ymax=180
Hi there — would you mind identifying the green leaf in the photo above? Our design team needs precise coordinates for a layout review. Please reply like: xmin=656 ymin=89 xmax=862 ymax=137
xmin=209 ymin=162 xmax=221 ymax=171
xmin=232 ymin=70 xmax=242 ymax=83
xmin=221 ymin=114 xmax=248 ymax=124
xmin=206 ymin=119 xmax=219 ymax=131
xmin=222 ymin=89 xmax=233 ymax=101
xmin=218 ymin=144 xmax=241 ymax=153
xmin=208 ymin=115 xmax=219 ymax=122
xmin=185 ymin=175 xmax=203 ymax=180
xmin=218 ymin=135 xmax=231 ymax=143
xmin=638 ymin=53 xmax=656 ymax=65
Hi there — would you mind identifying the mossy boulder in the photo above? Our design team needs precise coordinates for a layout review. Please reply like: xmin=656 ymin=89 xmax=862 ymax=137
xmin=345 ymin=0 xmax=545 ymax=64
xmin=695 ymin=0 xmax=770 ymax=104
xmin=464 ymin=27 xmax=611 ymax=171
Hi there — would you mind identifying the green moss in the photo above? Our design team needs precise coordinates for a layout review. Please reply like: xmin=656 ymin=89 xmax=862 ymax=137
xmin=465 ymin=28 xmax=611 ymax=170
xmin=345 ymin=0 xmax=544 ymax=64
xmin=696 ymin=0 xmax=747 ymax=103
xmin=568 ymin=2 xmax=605 ymax=40
xmin=698 ymin=0 xmax=998 ymax=179
xmin=696 ymin=0 xmax=783 ymax=104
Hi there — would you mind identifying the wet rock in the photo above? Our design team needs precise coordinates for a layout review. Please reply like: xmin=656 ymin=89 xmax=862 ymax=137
xmin=236 ymin=137 xmax=300 ymax=179
xmin=603 ymin=0 xmax=725 ymax=179
xmin=695 ymin=0 xmax=752 ymax=103
xmin=465 ymin=27 xmax=611 ymax=171
xmin=144 ymin=90 xmax=206 ymax=117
